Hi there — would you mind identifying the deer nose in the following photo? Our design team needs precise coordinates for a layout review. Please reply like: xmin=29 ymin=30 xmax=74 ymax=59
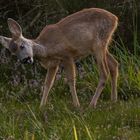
xmin=21 ymin=57 xmax=33 ymax=64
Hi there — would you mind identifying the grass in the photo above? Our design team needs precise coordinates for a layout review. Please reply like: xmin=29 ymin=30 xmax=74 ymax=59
xmin=0 ymin=93 xmax=140 ymax=139
xmin=0 ymin=36 xmax=140 ymax=139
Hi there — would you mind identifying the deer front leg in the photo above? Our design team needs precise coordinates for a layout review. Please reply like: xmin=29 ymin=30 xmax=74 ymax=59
xmin=63 ymin=58 xmax=80 ymax=107
xmin=40 ymin=66 xmax=59 ymax=108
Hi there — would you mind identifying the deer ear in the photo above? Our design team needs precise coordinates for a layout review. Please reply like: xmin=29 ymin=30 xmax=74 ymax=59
xmin=7 ymin=18 xmax=22 ymax=38
xmin=0 ymin=36 xmax=11 ymax=49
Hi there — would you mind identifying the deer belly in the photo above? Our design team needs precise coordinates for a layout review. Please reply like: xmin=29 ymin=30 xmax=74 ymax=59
xmin=60 ymin=45 xmax=92 ymax=59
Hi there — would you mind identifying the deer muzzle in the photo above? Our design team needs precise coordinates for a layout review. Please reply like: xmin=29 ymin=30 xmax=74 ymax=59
xmin=21 ymin=57 xmax=33 ymax=64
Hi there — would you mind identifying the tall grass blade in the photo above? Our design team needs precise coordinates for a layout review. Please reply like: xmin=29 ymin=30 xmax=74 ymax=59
xmin=73 ymin=124 xmax=78 ymax=140
xmin=84 ymin=125 xmax=93 ymax=140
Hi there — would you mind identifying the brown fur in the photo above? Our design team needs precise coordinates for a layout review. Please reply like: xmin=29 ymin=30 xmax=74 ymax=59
xmin=0 ymin=8 xmax=119 ymax=108
xmin=34 ymin=8 xmax=118 ymax=108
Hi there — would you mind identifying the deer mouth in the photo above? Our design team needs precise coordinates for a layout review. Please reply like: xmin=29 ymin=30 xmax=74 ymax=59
xmin=21 ymin=57 xmax=33 ymax=64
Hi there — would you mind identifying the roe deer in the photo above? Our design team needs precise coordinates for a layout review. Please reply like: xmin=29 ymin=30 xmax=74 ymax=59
xmin=0 ymin=8 xmax=118 ymax=108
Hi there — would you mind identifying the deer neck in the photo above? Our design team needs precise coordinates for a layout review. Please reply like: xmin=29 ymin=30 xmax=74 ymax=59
xmin=32 ymin=41 xmax=48 ymax=58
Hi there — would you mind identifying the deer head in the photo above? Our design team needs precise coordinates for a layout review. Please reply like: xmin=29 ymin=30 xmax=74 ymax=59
xmin=0 ymin=18 xmax=34 ymax=64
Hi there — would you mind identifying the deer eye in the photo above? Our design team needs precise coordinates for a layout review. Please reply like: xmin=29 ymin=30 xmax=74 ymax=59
xmin=20 ymin=44 xmax=25 ymax=50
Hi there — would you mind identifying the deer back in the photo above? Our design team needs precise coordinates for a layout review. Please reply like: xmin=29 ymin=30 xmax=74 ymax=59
xmin=36 ymin=8 xmax=118 ymax=59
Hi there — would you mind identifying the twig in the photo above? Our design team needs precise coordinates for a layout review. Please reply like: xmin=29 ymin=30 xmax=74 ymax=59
xmin=29 ymin=12 xmax=42 ymax=27
xmin=23 ymin=12 xmax=42 ymax=31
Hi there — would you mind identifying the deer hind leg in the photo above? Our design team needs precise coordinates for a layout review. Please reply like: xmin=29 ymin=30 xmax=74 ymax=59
xmin=89 ymin=47 xmax=109 ymax=108
xmin=63 ymin=58 xmax=80 ymax=107
xmin=107 ymin=51 xmax=118 ymax=102
xmin=40 ymin=65 xmax=59 ymax=108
